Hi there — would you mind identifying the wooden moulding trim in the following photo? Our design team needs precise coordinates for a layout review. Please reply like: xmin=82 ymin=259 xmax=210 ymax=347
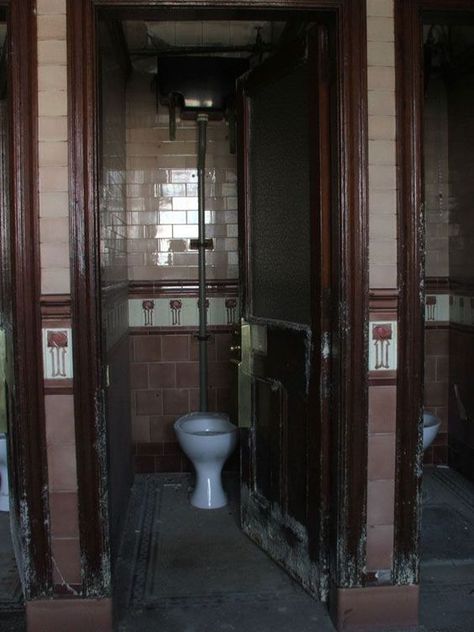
xmin=368 ymin=371 xmax=398 ymax=387
xmin=394 ymin=0 xmax=474 ymax=587
xmin=394 ymin=0 xmax=425 ymax=587
xmin=449 ymin=322 xmax=474 ymax=334
xmin=450 ymin=279 xmax=474 ymax=294
xmin=369 ymin=288 xmax=399 ymax=315
xmin=40 ymin=294 xmax=72 ymax=320
xmin=8 ymin=0 xmax=52 ymax=597
xmin=424 ymin=321 xmax=449 ymax=329
xmin=71 ymin=0 xmax=369 ymax=595
xmin=44 ymin=381 xmax=74 ymax=395
xmin=329 ymin=0 xmax=369 ymax=589
xmin=425 ymin=276 xmax=450 ymax=293
xmin=67 ymin=0 xmax=111 ymax=597
xmin=128 ymin=279 xmax=239 ymax=297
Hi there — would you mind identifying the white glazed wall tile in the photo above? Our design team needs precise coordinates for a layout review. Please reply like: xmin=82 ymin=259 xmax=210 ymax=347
xmin=367 ymin=3 xmax=397 ymax=290
xmin=37 ymin=0 xmax=69 ymax=295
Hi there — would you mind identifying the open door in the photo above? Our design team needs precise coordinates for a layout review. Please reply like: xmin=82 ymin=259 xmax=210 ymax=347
xmin=235 ymin=24 xmax=333 ymax=598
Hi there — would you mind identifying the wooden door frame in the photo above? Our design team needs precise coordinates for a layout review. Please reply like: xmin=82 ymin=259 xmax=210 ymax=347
xmin=0 ymin=0 xmax=52 ymax=598
xmin=68 ymin=0 xmax=368 ymax=597
xmin=394 ymin=0 xmax=474 ymax=585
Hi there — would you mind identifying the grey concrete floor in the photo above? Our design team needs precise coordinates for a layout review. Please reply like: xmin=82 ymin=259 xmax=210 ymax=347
xmin=115 ymin=474 xmax=335 ymax=632
xmin=114 ymin=469 xmax=474 ymax=632
xmin=0 ymin=512 xmax=24 ymax=631
xmin=1 ymin=467 xmax=473 ymax=631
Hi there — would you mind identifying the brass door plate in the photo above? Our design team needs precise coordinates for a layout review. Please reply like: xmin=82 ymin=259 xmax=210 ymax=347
xmin=238 ymin=319 xmax=252 ymax=428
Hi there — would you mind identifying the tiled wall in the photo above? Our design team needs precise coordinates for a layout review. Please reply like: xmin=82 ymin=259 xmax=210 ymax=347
xmin=449 ymin=74 xmax=474 ymax=285
xmin=38 ymin=0 xmax=69 ymax=295
xmin=424 ymin=324 xmax=449 ymax=464
xmin=366 ymin=0 xmax=397 ymax=574
xmin=125 ymin=70 xmax=239 ymax=468
xmin=447 ymin=70 xmax=474 ymax=479
xmin=422 ymin=63 xmax=450 ymax=466
xmin=423 ymin=74 xmax=450 ymax=464
xmin=99 ymin=26 xmax=128 ymax=286
xmin=367 ymin=0 xmax=397 ymax=290
xmin=126 ymin=72 xmax=238 ymax=282
xmin=37 ymin=0 xmax=81 ymax=592
xmin=422 ymin=60 xmax=474 ymax=468
xmin=424 ymin=77 xmax=450 ymax=278
xmin=130 ymin=329 xmax=235 ymax=472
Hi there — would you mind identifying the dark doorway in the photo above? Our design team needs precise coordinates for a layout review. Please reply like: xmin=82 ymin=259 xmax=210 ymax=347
xmin=68 ymin=0 xmax=369 ymax=620
xmin=96 ymin=12 xmax=335 ymax=613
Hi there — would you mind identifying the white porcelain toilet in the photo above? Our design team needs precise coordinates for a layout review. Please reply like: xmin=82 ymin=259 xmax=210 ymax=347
xmin=0 ymin=433 xmax=9 ymax=512
xmin=423 ymin=411 xmax=441 ymax=451
xmin=174 ymin=412 xmax=238 ymax=509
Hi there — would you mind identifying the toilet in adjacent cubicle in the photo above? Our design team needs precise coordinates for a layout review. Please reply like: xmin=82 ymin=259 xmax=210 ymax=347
xmin=0 ymin=433 xmax=9 ymax=512
xmin=423 ymin=411 xmax=441 ymax=451
xmin=174 ymin=412 xmax=238 ymax=509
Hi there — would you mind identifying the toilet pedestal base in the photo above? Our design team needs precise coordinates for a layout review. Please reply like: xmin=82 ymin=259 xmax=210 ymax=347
xmin=0 ymin=495 xmax=9 ymax=512
xmin=191 ymin=464 xmax=227 ymax=509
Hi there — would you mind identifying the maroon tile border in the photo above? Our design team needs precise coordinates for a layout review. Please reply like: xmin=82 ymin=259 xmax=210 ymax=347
xmin=129 ymin=279 xmax=238 ymax=297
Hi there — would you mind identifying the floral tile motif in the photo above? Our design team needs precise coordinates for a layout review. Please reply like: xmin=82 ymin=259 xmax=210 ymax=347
xmin=425 ymin=293 xmax=474 ymax=326
xmin=128 ymin=296 xmax=240 ymax=328
xmin=42 ymin=327 xmax=73 ymax=379
xmin=369 ymin=321 xmax=398 ymax=372
xmin=425 ymin=294 xmax=449 ymax=322
xmin=450 ymin=294 xmax=474 ymax=326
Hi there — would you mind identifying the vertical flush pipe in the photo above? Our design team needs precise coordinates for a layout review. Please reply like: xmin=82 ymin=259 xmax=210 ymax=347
xmin=197 ymin=113 xmax=209 ymax=411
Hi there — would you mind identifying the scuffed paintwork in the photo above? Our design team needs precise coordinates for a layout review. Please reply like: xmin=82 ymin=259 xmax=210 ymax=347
xmin=19 ymin=497 xmax=33 ymax=595
xmin=321 ymin=332 xmax=331 ymax=360
xmin=80 ymin=388 xmax=111 ymax=597
xmin=52 ymin=557 xmax=79 ymax=596
xmin=241 ymin=483 xmax=321 ymax=600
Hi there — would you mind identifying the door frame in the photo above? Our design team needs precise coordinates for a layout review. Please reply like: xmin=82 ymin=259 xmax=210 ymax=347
xmin=394 ymin=0 xmax=474 ymax=585
xmin=68 ymin=0 xmax=369 ymax=598
xmin=0 ymin=0 xmax=52 ymax=597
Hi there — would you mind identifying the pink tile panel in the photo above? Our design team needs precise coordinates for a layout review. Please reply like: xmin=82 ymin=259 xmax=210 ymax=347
xmin=130 ymin=329 xmax=235 ymax=472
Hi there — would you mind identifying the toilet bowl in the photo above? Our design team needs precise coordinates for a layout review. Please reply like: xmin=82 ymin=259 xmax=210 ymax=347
xmin=423 ymin=411 xmax=441 ymax=451
xmin=174 ymin=412 xmax=238 ymax=509
xmin=0 ymin=433 xmax=9 ymax=512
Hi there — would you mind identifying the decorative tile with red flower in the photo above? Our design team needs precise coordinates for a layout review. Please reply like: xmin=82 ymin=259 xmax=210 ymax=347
xmin=42 ymin=328 xmax=73 ymax=379
xmin=369 ymin=321 xmax=397 ymax=372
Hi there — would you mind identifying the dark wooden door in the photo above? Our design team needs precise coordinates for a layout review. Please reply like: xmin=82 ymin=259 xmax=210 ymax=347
xmin=236 ymin=24 xmax=332 ymax=598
